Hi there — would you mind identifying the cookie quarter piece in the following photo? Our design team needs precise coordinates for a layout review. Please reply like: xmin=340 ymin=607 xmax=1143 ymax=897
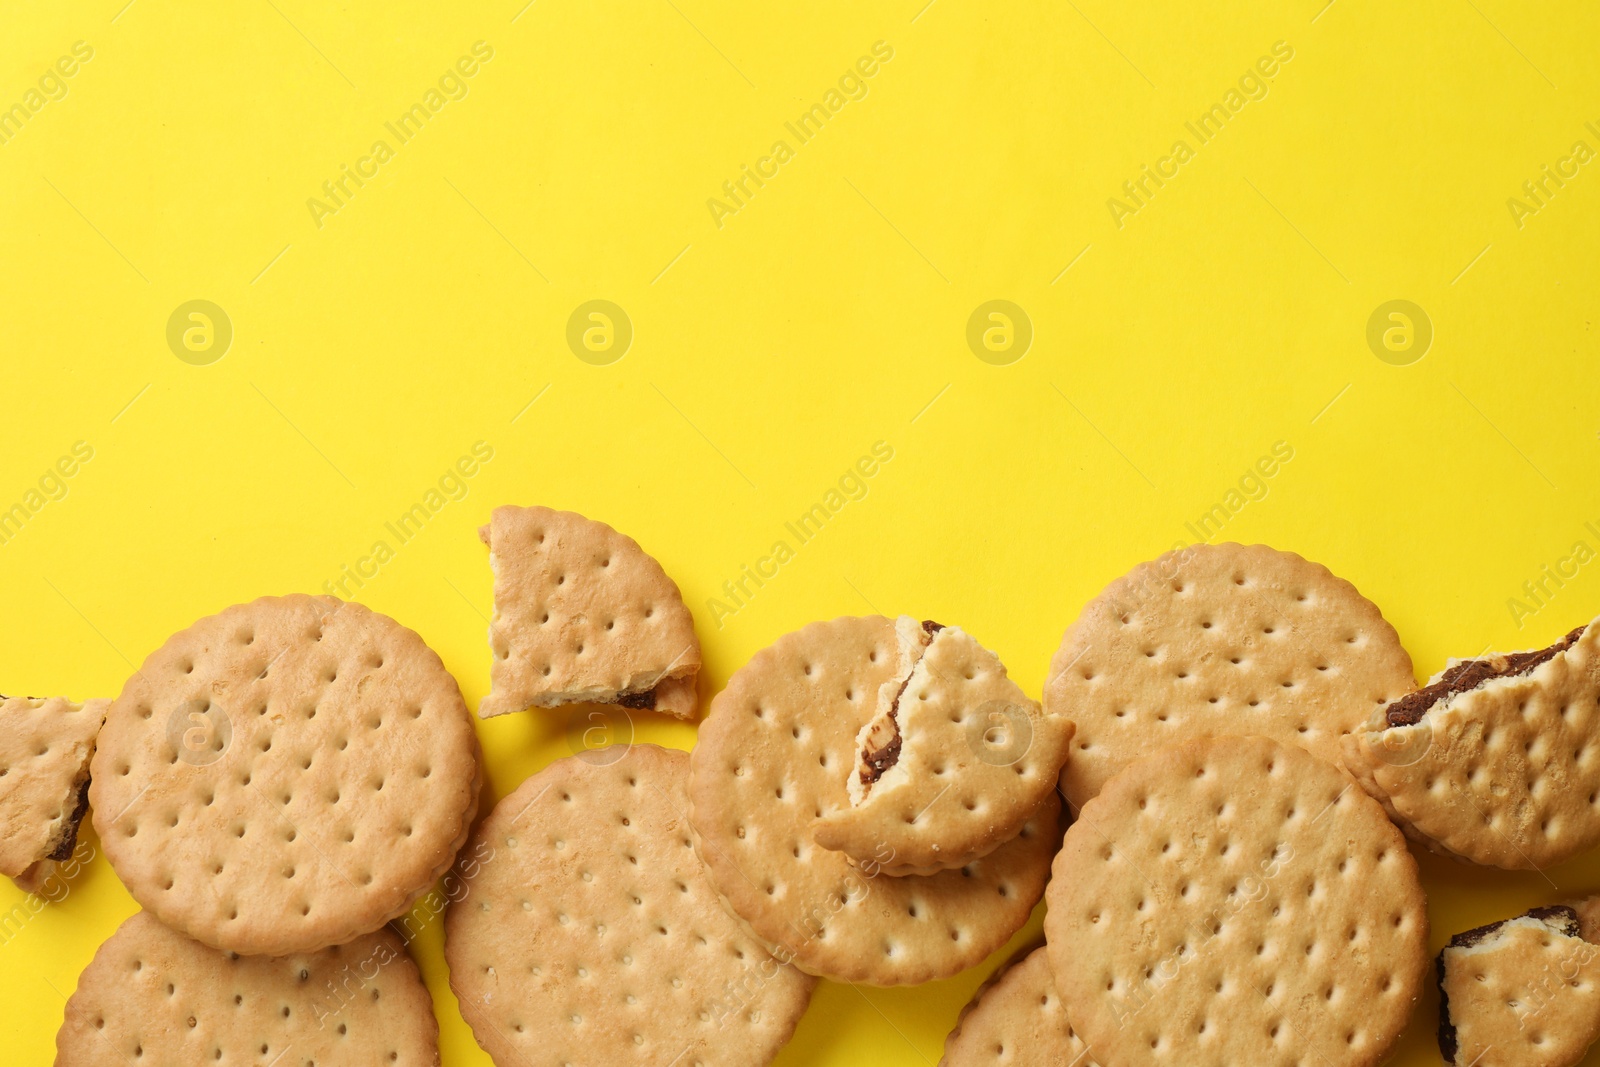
xmin=0 ymin=696 xmax=107 ymax=892
xmin=940 ymin=944 xmax=1099 ymax=1067
xmin=1045 ymin=735 xmax=1428 ymax=1067
xmin=1344 ymin=617 xmax=1600 ymax=869
xmin=1437 ymin=902 xmax=1600 ymax=1067
xmin=1048 ymin=543 xmax=1414 ymax=810
xmin=56 ymin=910 xmax=440 ymax=1066
xmin=445 ymin=745 xmax=814 ymax=1067
xmin=813 ymin=618 xmax=1071 ymax=875
xmin=91 ymin=595 xmax=482 ymax=956
xmin=691 ymin=617 xmax=1060 ymax=985
xmin=478 ymin=505 xmax=702 ymax=720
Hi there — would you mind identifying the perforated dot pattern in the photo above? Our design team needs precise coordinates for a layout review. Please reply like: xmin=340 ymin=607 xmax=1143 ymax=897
xmin=941 ymin=945 xmax=1099 ymax=1066
xmin=0 ymin=696 xmax=106 ymax=878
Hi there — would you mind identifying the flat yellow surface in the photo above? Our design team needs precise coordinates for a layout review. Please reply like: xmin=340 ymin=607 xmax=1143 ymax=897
xmin=3 ymin=0 xmax=1599 ymax=1063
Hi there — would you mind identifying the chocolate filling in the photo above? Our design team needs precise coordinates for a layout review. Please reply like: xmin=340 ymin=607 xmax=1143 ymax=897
xmin=614 ymin=687 xmax=658 ymax=711
xmin=1387 ymin=623 xmax=1586 ymax=728
xmin=1437 ymin=905 xmax=1582 ymax=1062
xmin=47 ymin=776 xmax=92 ymax=863
xmin=858 ymin=621 xmax=943 ymax=787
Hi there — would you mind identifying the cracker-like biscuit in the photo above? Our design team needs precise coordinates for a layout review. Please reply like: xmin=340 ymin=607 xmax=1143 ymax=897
xmin=478 ymin=505 xmax=702 ymax=720
xmin=0 ymin=696 xmax=107 ymax=891
xmin=1343 ymin=618 xmax=1600 ymax=869
xmin=1047 ymin=543 xmax=1414 ymax=810
xmin=940 ymin=943 xmax=1098 ymax=1066
xmin=56 ymin=910 xmax=440 ymax=1065
xmin=445 ymin=744 xmax=814 ymax=1066
xmin=814 ymin=618 xmax=1072 ymax=875
xmin=1045 ymin=735 xmax=1427 ymax=1067
xmin=1437 ymin=901 xmax=1600 ymax=1067
xmin=690 ymin=616 xmax=1060 ymax=985
xmin=91 ymin=595 xmax=482 ymax=956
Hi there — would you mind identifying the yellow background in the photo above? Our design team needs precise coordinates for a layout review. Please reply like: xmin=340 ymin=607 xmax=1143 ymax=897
xmin=3 ymin=0 xmax=1599 ymax=1062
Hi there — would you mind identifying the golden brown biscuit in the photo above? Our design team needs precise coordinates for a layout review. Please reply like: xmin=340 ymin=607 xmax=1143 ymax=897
xmin=1045 ymin=735 xmax=1428 ymax=1067
xmin=1048 ymin=543 xmax=1414 ymax=810
xmin=940 ymin=943 xmax=1098 ymax=1066
xmin=478 ymin=505 xmax=702 ymax=719
xmin=56 ymin=910 xmax=440 ymax=1065
xmin=91 ymin=595 xmax=481 ymax=955
xmin=0 ymin=695 xmax=106 ymax=891
xmin=814 ymin=618 xmax=1072 ymax=875
xmin=1344 ymin=617 xmax=1600 ymax=869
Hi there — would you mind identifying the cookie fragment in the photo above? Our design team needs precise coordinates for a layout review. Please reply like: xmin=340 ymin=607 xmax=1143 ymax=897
xmin=1343 ymin=617 xmax=1600 ymax=868
xmin=814 ymin=618 xmax=1072 ymax=875
xmin=56 ymin=910 xmax=440 ymax=1065
xmin=690 ymin=616 xmax=1060 ymax=985
xmin=445 ymin=745 xmax=813 ymax=1067
xmin=478 ymin=505 xmax=702 ymax=720
xmin=0 ymin=696 xmax=108 ymax=891
xmin=91 ymin=595 xmax=482 ymax=956
xmin=1048 ymin=544 xmax=1415 ymax=811
xmin=1438 ymin=901 xmax=1600 ymax=1066
xmin=1045 ymin=735 xmax=1427 ymax=1067
xmin=940 ymin=943 xmax=1099 ymax=1066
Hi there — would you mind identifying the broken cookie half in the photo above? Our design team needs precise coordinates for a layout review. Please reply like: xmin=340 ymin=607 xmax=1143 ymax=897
xmin=1438 ymin=899 xmax=1600 ymax=1067
xmin=0 ymin=696 xmax=108 ymax=893
xmin=1342 ymin=616 xmax=1600 ymax=869
xmin=478 ymin=506 xmax=702 ymax=720
xmin=813 ymin=618 xmax=1072 ymax=876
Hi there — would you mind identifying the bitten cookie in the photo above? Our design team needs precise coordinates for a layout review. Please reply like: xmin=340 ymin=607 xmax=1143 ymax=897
xmin=1045 ymin=735 xmax=1428 ymax=1067
xmin=940 ymin=943 xmax=1098 ymax=1067
xmin=690 ymin=616 xmax=1060 ymax=985
xmin=0 ymin=696 xmax=107 ymax=892
xmin=478 ymin=505 xmax=702 ymax=720
xmin=1438 ymin=900 xmax=1600 ymax=1067
xmin=1047 ymin=543 xmax=1414 ymax=810
xmin=445 ymin=744 xmax=814 ymax=1067
xmin=56 ymin=910 xmax=440 ymax=1065
xmin=91 ymin=595 xmax=482 ymax=956
xmin=1343 ymin=617 xmax=1600 ymax=869
xmin=813 ymin=618 xmax=1072 ymax=875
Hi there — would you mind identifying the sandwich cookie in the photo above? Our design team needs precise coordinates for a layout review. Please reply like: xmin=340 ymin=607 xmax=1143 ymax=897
xmin=1045 ymin=735 xmax=1428 ymax=1067
xmin=1344 ymin=617 xmax=1600 ymax=869
xmin=813 ymin=618 xmax=1072 ymax=876
xmin=91 ymin=595 xmax=482 ymax=955
xmin=940 ymin=943 xmax=1098 ymax=1067
xmin=56 ymin=910 xmax=440 ymax=1065
xmin=445 ymin=744 xmax=813 ymax=1067
xmin=0 ymin=695 xmax=107 ymax=893
xmin=1047 ymin=543 xmax=1414 ymax=810
xmin=478 ymin=506 xmax=702 ymax=720
xmin=691 ymin=616 xmax=1060 ymax=985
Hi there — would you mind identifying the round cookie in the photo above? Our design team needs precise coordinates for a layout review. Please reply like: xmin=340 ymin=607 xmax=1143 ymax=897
xmin=1045 ymin=735 xmax=1428 ymax=1067
xmin=1047 ymin=543 xmax=1414 ymax=810
xmin=445 ymin=744 xmax=814 ymax=1067
xmin=814 ymin=618 xmax=1073 ymax=876
xmin=1343 ymin=618 xmax=1600 ymax=869
xmin=690 ymin=616 xmax=1061 ymax=985
xmin=56 ymin=910 xmax=440 ymax=1065
xmin=91 ymin=595 xmax=482 ymax=956
xmin=940 ymin=943 xmax=1098 ymax=1066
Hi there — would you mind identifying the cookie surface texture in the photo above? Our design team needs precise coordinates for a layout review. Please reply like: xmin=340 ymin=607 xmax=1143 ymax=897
xmin=1045 ymin=734 xmax=1428 ymax=1067
xmin=445 ymin=744 xmax=813 ymax=1067
xmin=1437 ymin=903 xmax=1600 ymax=1067
xmin=690 ymin=616 xmax=1060 ymax=985
xmin=56 ymin=910 xmax=440 ymax=1065
xmin=814 ymin=619 xmax=1071 ymax=875
xmin=1048 ymin=542 xmax=1414 ymax=810
xmin=0 ymin=696 xmax=107 ymax=882
xmin=940 ymin=944 xmax=1098 ymax=1067
xmin=90 ymin=595 xmax=481 ymax=956
xmin=478 ymin=505 xmax=702 ymax=720
xmin=1344 ymin=618 xmax=1600 ymax=869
